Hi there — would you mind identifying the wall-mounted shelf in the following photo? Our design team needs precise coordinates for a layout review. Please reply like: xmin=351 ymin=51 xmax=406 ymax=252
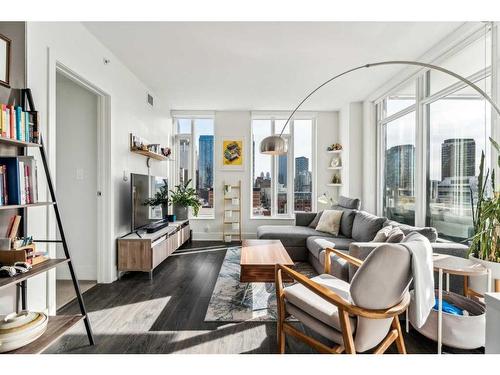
xmin=327 ymin=149 xmax=343 ymax=154
xmin=130 ymin=149 xmax=168 ymax=161
xmin=327 ymin=167 xmax=342 ymax=170
xmin=326 ymin=183 xmax=343 ymax=187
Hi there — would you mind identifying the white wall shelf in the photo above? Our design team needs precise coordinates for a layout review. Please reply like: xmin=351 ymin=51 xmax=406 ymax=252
xmin=327 ymin=167 xmax=342 ymax=170
xmin=326 ymin=183 xmax=343 ymax=187
xmin=327 ymin=149 xmax=343 ymax=154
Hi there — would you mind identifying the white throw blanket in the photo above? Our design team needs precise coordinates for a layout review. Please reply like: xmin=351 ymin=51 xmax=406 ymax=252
xmin=400 ymin=237 xmax=435 ymax=328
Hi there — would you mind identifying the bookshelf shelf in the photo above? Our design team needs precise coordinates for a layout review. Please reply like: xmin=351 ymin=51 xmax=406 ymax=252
xmin=0 ymin=202 xmax=54 ymax=210
xmin=327 ymin=167 xmax=342 ymax=170
xmin=0 ymin=258 xmax=69 ymax=290
xmin=0 ymin=137 xmax=41 ymax=148
xmin=326 ymin=183 xmax=343 ymax=187
xmin=131 ymin=149 xmax=168 ymax=161
xmin=327 ymin=149 xmax=342 ymax=154
xmin=6 ymin=315 xmax=84 ymax=354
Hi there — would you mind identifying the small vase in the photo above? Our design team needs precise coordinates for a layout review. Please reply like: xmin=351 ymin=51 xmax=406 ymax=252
xmin=161 ymin=204 xmax=168 ymax=219
xmin=173 ymin=205 xmax=188 ymax=221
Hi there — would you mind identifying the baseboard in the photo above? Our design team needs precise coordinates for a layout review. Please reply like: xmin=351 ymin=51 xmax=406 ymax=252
xmin=56 ymin=265 xmax=97 ymax=281
xmin=192 ymin=232 xmax=257 ymax=241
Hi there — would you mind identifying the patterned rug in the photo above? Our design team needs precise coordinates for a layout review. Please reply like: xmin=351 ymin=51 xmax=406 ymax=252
xmin=205 ymin=247 xmax=317 ymax=322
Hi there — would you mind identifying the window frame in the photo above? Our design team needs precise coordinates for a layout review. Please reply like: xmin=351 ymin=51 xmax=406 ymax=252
xmin=250 ymin=114 xmax=316 ymax=219
xmin=173 ymin=116 xmax=215 ymax=220
xmin=376 ymin=25 xmax=495 ymax=233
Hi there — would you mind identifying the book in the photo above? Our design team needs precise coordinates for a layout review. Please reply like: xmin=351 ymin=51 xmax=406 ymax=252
xmin=5 ymin=108 xmax=10 ymax=139
xmin=20 ymin=110 xmax=25 ymax=142
xmin=9 ymin=106 xmax=15 ymax=139
xmin=7 ymin=215 xmax=21 ymax=239
xmin=25 ymin=112 xmax=29 ymax=142
xmin=15 ymin=107 xmax=22 ymax=141
xmin=18 ymin=160 xmax=25 ymax=204
xmin=0 ymin=104 xmax=5 ymax=137
xmin=1 ymin=165 xmax=7 ymax=204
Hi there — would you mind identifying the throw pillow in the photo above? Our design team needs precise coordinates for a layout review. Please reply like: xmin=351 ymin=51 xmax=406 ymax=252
xmin=308 ymin=211 xmax=324 ymax=229
xmin=315 ymin=210 xmax=343 ymax=236
xmin=331 ymin=205 xmax=357 ymax=238
xmin=351 ymin=211 xmax=386 ymax=242
xmin=386 ymin=227 xmax=405 ymax=243
xmin=383 ymin=220 xmax=438 ymax=242
xmin=338 ymin=196 xmax=361 ymax=210
xmin=372 ymin=226 xmax=393 ymax=242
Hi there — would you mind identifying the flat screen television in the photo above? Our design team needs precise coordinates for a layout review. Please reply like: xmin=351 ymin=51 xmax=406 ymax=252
xmin=131 ymin=173 xmax=168 ymax=231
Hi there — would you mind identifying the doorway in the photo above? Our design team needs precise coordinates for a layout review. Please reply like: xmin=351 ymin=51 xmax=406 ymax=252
xmin=54 ymin=72 xmax=99 ymax=309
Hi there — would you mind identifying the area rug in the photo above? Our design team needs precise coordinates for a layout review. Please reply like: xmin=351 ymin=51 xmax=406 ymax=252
xmin=204 ymin=247 xmax=317 ymax=322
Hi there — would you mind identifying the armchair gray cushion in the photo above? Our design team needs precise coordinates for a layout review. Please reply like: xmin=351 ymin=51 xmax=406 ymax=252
xmin=351 ymin=211 xmax=386 ymax=242
xmin=338 ymin=195 xmax=361 ymax=210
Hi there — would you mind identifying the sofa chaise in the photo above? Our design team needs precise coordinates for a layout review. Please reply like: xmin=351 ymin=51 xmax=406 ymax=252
xmin=256 ymin=196 xmax=469 ymax=293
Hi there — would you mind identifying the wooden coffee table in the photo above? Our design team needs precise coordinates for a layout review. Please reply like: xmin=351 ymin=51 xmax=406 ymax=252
xmin=240 ymin=239 xmax=294 ymax=283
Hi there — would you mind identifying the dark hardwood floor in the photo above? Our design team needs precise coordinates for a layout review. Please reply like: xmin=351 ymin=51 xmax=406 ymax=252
xmin=45 ymin=242 xmax=483 ymax=354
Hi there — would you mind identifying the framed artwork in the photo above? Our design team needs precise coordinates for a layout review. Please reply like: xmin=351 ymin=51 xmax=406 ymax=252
xmin=0 ymin=33 xmax=11 ymax=88
xmin=221 ymin=137 xmax=244 ymax=170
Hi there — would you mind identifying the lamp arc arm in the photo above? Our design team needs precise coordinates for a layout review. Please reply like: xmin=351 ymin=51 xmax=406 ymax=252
xmin=278 ymin=60 xmax=500 ymax=137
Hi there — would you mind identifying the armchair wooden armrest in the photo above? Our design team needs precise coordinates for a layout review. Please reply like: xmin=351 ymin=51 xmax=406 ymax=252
xmin=275 ymin=263 xmax=410 ymax=320
xmin=324 ymin=247 xmax=363 ymax=274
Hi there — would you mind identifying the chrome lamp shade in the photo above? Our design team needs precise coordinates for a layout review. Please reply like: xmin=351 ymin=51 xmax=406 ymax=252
xmin=260 ymin=135 xmax=288 ymax=155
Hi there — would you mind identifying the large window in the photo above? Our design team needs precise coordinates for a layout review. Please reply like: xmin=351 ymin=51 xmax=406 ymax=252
xmin=175 ymin=117 xmax=215 ymax=218
xmin=377 ymin=26 xmax=493 ymax=240
xmin=383 ymin=112 xmax=416 ymax=225
xmin=252 ymin=117 xmax=314 ymax=217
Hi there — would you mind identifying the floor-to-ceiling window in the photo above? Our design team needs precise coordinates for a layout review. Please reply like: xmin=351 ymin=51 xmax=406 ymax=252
xmin=377 ymin=25 xmax=493 ymax=241
xmin=174 ymin=116 xmax=215 ymax=218
xmin=251 ymin=115 xmax=315 ymax=217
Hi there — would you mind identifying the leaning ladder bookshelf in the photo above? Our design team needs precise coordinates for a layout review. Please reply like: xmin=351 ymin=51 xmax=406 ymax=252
xmin=222 ymin=180 xmax=242 ymax=243
xmin=0 ymin=135 xmax=95 ymax=354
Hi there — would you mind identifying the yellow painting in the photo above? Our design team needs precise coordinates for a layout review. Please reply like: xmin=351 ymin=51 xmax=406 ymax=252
xmin=222 ymin=139 xmax=243 ymax=167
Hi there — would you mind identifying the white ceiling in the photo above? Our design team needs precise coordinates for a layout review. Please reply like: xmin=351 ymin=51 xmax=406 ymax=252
xmin=84 ymin=22 xmax=462 ymax=111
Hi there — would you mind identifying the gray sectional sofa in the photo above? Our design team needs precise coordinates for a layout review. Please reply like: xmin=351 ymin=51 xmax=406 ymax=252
xmin=256 ymin=196 xmax=469 ymax=292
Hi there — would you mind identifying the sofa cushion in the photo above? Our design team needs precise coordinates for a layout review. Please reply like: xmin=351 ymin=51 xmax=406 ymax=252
xmin=315 ymin=210 xmax=343 ymax=235
xmin=308 ymin=211 xmax=323 ymax=228
xmin=307 ymin=236 xmax=355 ymax=259
xmin=332 ymin=205 xmax=357 ymax=237
xmin=352 ymin=211 xmax=386 ymax=242
xmin=386 ymin=227 xmax=405 ymax=243
xmin=338 ymin=195 xmax=361 ymax=210
xmin=257 ymin=225 xmax=332 ymax=247
xmin=372 ymin=226 xmax=392 ymax=242
xmin=384 ymin=220 xmax=438 ymax=242
xmin=296 ymin=212 xmax=317 ymax=227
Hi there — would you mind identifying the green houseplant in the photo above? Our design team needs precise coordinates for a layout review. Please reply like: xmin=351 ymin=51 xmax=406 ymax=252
xmin=144 ymin=183 xmax=169 ymax=219
xmin=168 ymin=179 xmax=201 ymax=220
xmin=468 ymin=137 xmax=500 ymax=292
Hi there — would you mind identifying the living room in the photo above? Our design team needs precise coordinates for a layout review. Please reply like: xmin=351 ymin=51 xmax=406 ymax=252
xmin=1 ymin=0 xmax=500 ymax=372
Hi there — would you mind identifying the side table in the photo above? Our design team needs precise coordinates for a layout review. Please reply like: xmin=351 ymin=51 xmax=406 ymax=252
xmin=432 ymin=253 xmax=491 ymax=354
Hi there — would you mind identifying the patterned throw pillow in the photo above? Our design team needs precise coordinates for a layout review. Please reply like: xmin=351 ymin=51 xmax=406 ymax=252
xmin=372 ymin=226 xmax=393 ymax=242
xmin=315 ymin=210 xmax=343 ymax=236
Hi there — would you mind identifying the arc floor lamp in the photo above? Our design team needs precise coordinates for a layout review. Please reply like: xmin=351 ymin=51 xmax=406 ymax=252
xmin=259 ymin=60 xmax=500 ymax=155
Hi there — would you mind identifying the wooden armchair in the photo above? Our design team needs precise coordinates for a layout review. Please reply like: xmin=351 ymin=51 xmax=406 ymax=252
xmin=275 ymin=245 xmax=412 ymax=354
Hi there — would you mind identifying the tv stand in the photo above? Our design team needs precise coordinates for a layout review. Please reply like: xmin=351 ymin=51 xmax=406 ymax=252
xmin=117 ymin=220 xmax=190 ymax=280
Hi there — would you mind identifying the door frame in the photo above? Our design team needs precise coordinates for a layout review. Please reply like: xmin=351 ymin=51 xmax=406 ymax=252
xmin=45 ymin=51 xmax=111 ymax=314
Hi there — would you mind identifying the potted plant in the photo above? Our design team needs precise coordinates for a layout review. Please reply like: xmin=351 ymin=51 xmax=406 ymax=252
xmin=168 ymin=179 xmax=201 ymax=220
xmin=144 ymin=183 xmax=169 ymax=219
xmin=468 ymin=137 xmax=500 ymax=293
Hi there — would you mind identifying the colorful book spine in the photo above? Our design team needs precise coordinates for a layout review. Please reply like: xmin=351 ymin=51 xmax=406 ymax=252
xmin=25 ymin=112 xmax=29 ymax=142
xmin=5 ymin=108 xmax=10 ymax=139
xmin=0 ymin=104 xmax=5 ymax=137
xmin=9 ymin=106 xmax=15 ymax=139
xmin=15 ymin=107 xmax=22 ymax=141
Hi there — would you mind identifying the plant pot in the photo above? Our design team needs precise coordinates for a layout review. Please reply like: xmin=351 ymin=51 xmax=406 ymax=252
xmin=161 ymin=204 xmax=168 ymax=219
xmin=468 ymin=254 xmax=500 ymax=293
xmin=173 ymin=205 xmax=188 ymax=221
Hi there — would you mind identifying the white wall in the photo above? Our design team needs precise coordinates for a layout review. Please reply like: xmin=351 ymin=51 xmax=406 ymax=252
xmin=55 ymin=73 xmax=98 ymax=281
xmin=362 ymin=100 xmax=377 ymax=213
xmin=339 ymin=102 xmax=368 ymax=210
xmin=14 ymin=22 xmax=172 ymax=314
xmin=188 ymin=110 xmax=339 ymax=239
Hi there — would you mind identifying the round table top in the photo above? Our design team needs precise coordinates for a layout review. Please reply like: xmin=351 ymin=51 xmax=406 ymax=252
xmin=433 ymin=253 xmax=489 ymax=276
